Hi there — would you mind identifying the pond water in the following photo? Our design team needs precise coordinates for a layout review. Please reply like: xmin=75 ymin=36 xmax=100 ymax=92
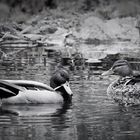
xmin=0 ymin=46 xmax=140 ymax=140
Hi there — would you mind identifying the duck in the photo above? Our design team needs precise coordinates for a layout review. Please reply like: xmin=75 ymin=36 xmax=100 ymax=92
xmin=102 ymin=59 xmax=140 ymax=106
xmin=0 ymin=69 xmax=73 ymax=104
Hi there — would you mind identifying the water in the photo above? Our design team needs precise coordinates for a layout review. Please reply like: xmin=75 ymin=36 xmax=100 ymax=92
xmin=0 ymin=46 xmax=140 ymax=140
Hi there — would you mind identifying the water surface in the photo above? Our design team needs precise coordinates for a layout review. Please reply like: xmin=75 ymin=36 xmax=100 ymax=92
xmin=0 ymin=46 xmax=140 ymax=140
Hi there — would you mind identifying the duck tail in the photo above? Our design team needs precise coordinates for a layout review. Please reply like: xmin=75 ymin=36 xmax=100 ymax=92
xmin=0 ymin=80 xmax=21 ymax=99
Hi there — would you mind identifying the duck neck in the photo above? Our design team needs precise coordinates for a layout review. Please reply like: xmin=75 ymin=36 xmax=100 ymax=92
xmin=55 ymin=86 xmax=72 ymax=102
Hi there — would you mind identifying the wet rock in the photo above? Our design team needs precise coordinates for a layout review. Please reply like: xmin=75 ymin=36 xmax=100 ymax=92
xmin=85 ymin=59 xmax=102 ymax=70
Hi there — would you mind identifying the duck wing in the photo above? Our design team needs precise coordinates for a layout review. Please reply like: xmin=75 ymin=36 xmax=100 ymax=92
xmin=126 ymin=77 xmax=140 ymax=85
xmin=0 ymin=80 xmax=22 ymax=99
xmin=4 ymin=80 xmax=54 ymax=91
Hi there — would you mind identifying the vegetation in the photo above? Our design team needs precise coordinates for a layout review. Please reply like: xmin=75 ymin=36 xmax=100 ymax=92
xmin=0 ymin=0 xmax=140 ymax=67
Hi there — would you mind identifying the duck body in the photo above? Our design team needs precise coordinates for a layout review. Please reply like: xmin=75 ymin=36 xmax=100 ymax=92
xmin=102 ymin=60 xmax=140 ymax=106
xmin=2 ymin=90 xmax=63 ymax=104
xmin=0 ymin=69 xmax=73 ymax=104
xmin=107 ymin=76 xmax=140 ymax=106
xmin=1 ymin=80 xmax=64 ymax=104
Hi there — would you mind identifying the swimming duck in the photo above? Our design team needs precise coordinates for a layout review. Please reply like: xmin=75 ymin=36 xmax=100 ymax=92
xmin=102 ymin=59 xmax=140 ymax=106
xmin=0 ymin=69 xmax=73 ymax=104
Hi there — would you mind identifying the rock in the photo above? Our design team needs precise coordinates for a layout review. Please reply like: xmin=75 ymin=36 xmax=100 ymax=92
xmin=21 ymin=34 xmax=43 ymax=41
xmin=78 ymin=15 xmax=139 ymax=43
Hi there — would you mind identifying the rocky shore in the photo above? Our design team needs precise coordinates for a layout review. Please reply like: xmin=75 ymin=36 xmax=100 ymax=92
xmin=0 ymin=0 xmax=140 ymax=67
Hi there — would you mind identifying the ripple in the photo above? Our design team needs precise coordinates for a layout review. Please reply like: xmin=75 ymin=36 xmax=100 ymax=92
xmin=0 ymin=46 xmax=140 ymax=139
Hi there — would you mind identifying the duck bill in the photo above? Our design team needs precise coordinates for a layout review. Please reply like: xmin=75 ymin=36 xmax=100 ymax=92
xmin=102 ymin=69 xmax=114 ymax=76
xmin=62 ymin=82 xmax=73 ymax=96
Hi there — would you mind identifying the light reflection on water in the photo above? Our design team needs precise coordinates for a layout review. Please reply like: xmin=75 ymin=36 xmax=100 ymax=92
xmin=0 ymin=46 xmax=140 ymax=140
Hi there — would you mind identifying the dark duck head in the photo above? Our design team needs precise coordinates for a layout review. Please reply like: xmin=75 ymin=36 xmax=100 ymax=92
xmin=50 ymin=69 xmax=73 ymax=102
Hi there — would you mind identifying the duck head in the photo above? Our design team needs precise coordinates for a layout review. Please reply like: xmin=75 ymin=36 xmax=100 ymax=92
xmin=50 ymin=69 xmax=73 ymax=102
xmin=102 ymin=60 xmax=133 ymax=77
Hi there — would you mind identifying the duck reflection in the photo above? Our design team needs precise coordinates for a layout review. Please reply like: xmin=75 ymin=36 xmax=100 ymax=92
xmin=0 ymin=103 xmax=72 ymax=117
xmin=0 ymin=107 xmax=19 ymax=116
xmin=50 ymin=102 xmax=72 ymax=130
xmin=0 ymin=103 xmax=73 ymax=140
